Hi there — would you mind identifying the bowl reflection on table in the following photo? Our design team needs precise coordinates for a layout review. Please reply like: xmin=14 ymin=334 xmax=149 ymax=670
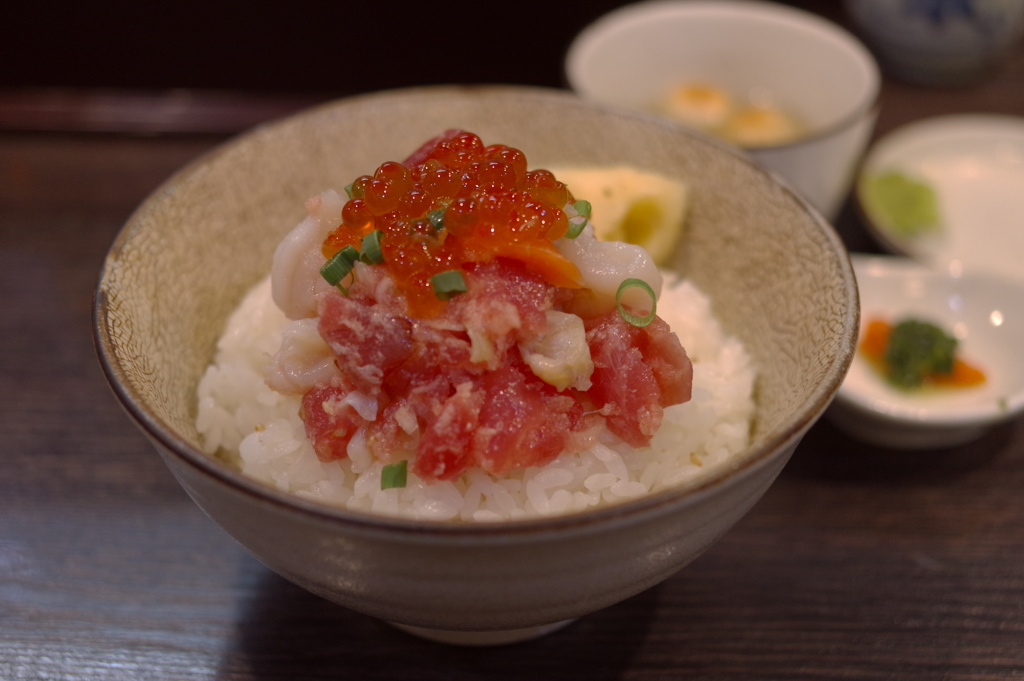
xmin=94 ymin=85 xmax=857 ymax=644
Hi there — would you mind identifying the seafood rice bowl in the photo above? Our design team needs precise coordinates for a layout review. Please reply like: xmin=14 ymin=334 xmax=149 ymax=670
xmin=195 ymin=130 xmax=755 ymax=522
xmin=95 ymin=86 xmax=858 ymax=637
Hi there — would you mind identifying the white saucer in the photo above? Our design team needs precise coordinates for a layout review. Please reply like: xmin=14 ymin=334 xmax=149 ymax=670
xmin=857 ymin=115 xmax=1024 ymax=283
xmin=828 ymin=255 xmax=1024 ymax=449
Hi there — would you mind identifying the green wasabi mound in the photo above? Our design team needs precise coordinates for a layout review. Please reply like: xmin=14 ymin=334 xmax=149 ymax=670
xmin=862 ymin=171 xmax=941 ymax=236
xmin=885 ymin=319 xmax=957 ymax=389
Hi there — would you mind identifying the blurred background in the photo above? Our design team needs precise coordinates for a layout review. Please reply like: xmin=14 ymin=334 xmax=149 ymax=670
xmin=0 ymin=0 xmax=848 ymax=130
xmin=1 ymin=0 xmax=629 ymax=93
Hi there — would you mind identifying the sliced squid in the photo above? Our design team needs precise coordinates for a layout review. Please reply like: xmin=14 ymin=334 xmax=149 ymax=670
xmin=555 ymin=223 xmax=663 ymax=313
xmin=265 ymin=318 xmax=342 ymax=394
xmin=271 ymin=189 xmax=346 ymax=320
xmin=518 ymin=310 xmax=593 ymax=392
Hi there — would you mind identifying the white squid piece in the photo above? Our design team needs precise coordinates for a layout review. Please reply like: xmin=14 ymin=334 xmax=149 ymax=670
xmin=265 ymin=318 xmax=342 ymax=395
xmin=555 ymin=223 xmax=663 ymax=312
xmin=271 ymin=189 xmax=346 ymax=320
xmin=518 ymin=310 xmax=593 ymax=391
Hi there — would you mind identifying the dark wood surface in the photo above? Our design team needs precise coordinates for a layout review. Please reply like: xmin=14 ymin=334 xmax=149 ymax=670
xmin=4 ymin=11 xmax=1024 ymax=680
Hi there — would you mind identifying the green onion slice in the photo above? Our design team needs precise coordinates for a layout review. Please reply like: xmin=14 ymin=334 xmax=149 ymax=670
xmin=381 ymin=460 xmax=408 ymax=490
xmin=343 ymin=183 xmax=354 ymax=200
xmin=320 ymin=244 xmax=360 ymax=293
xmin=360 ymin=230 xmax=385 ymax=264
xmin=427 ymin=209 xmax=445 ymax=230
xmin=564 ymin=200 xmax=591 ymax=239
xmin=616 ymin=278 xmax=657 ymax=327
xmin=430 ymin=269 xmax=468 ymax=300
xmin=565 ymin=216 xmax=588 ymax=239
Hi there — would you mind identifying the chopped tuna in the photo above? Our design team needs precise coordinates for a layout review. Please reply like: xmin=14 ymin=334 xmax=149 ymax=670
xmin=300 ymin=383 xmax=365 ymax=462
xmin=318 ymin=292 xmax=413 ymax=392
xmin=472 ymin=362 xmax=584 ymax=476
xmin=273 ymin=131 xmax=695 ymax=482
xmin=585 ymin=311 xmax=692 ymax=447
xmin=640 ymin=315 xmax=694 ymax=407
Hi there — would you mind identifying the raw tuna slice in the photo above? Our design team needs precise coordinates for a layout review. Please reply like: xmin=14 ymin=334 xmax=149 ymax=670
xmin=301 ymin=383 xmax=365 ymax=462
xmin=585 ymin=311 xmax=692 ymax=447
xmin=471 ymin=363 xmax=583 ymax=476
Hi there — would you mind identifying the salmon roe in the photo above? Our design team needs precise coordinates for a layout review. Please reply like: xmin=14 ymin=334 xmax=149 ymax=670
xmin=322 ymin=131 xmax=583 ymax=317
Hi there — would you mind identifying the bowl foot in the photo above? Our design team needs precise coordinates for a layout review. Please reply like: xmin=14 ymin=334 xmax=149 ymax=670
xmin=389 ymin=619 xmax=577 ymax=645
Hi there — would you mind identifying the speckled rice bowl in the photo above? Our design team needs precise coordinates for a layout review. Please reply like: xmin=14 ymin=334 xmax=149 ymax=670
xmin=94 ymin=86 xmax=857 ymax=641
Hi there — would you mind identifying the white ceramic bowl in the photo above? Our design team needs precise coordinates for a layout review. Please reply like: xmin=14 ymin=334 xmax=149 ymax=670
xmin=94 ymin=86 xmax=857 ymax=644
xmin=566 ymin=0 xmax=880 ymax=220
xmin=828 ymin=254 xmax=1024 ymax=449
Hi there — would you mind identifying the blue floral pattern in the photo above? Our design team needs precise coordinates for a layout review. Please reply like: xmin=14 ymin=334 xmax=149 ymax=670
xmin=907 ymin=0 xmax=977 ymax=24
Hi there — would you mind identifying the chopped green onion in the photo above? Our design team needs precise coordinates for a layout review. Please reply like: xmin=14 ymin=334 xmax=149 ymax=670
xmin=427 ymin=209 xmax=446 ymax=230
xmin=320 ymin=245 xmax=360 ymax=293
xmin=565 ymin=216 xmax=588 ymax=239
xmin=616 ymin=278 xmax=657 ymax=327
xmin=344 ymin=183 xmax=354 ymax=200
xmin=565 ymin=200 xmax=591 ymax=239
xmin=381 ymin=460 xmax=408 ymax=490
xmin=360 ymin=230 xmax=385 ymax=264
xmin=430 ymin=269 xmax=468 ymax=300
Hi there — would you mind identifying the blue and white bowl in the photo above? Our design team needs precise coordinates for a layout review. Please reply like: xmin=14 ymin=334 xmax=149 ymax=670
xmin=845 ymin=0 xmax=1024 ymax=85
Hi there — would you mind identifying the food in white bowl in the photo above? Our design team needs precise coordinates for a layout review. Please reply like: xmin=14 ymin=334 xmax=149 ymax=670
xmin=196 ymin=131 xmax=755 ymax=521
xmin=828 ymin=254 xmax=1024 ymax=449
xmin=660 ymin=81 xmax=807 ymax=148
xmin=94 ymin=86 xmax=857 ymax=643
xmin=565 ymin=0 xmax=880 ymax=219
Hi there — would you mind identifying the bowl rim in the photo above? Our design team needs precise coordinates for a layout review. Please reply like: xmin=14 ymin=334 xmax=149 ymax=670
xmin=564 ymin=0 xmax=881 ymax=154
xmin=835 ymin=253 xmax=1024 ymax=428
xmin=93 ymin=84 xmax=859 ymax=537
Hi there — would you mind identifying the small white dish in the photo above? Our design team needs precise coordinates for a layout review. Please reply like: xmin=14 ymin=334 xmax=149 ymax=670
xmin=829 ymin=254 xmax=1024 ymax=449
xmin=858 ymin=114 xmax=1024 ymax=284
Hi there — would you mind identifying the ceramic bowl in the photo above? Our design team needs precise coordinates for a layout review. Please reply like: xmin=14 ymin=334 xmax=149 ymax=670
xmin=94 ymin=86 xmax=857 ymax=644
xmin=845 ymin=0 xmax=1024 ymax=86
xmin=856 ymin=114 xmax=1024 ymax=285
xmin=565 ymin=0 xmax=880 ymax=220
xmin=828 ymin=254 xmax=1024 ymax=449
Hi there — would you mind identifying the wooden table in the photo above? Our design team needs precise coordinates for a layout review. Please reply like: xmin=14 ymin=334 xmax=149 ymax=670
xmin=3 ymin=14 xmax=1024 ymax=680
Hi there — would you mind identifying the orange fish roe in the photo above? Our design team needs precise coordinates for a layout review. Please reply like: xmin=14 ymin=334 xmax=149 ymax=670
xmin=322 ymin=130 xmax=584 ymax=317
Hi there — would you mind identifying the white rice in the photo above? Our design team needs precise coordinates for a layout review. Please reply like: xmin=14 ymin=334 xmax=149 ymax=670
xmin=196 ymin=273 xmax=755 ymax=521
